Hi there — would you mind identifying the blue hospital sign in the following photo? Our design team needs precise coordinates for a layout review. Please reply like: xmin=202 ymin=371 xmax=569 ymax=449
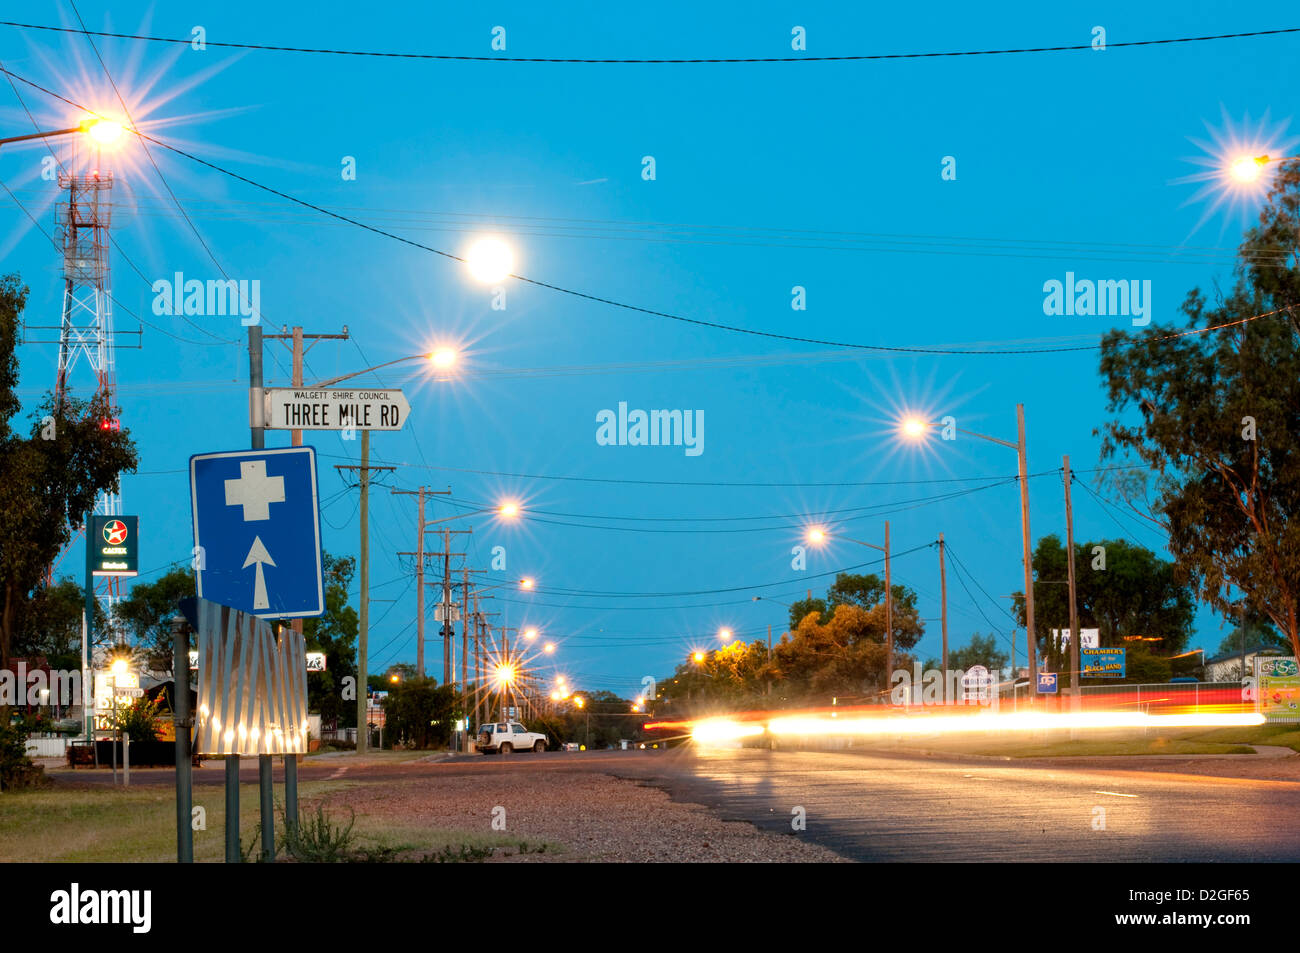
xmin=189 ymin=447 xmax=324 ymax=618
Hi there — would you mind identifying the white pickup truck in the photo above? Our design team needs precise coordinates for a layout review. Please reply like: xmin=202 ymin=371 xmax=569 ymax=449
xmin=477 ymin=721 xmax=547 ymax=754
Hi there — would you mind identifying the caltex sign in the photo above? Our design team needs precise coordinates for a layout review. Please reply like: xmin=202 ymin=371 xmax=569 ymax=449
xmin=90 ymin=515 xmax=138 ymax=577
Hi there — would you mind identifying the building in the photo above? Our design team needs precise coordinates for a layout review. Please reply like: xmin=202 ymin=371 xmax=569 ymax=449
xmin=1204 ymin=647 xmax=1286 ymax=682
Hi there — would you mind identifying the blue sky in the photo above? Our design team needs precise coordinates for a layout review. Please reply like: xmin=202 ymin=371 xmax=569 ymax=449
xmin=1 ymin=1 xmax=1295 ymax=696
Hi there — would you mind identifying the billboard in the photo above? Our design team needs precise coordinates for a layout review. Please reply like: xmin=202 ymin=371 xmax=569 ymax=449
xmin=1256 ymin=656 xmax=1300 ymax=721
xmin=1081 ymin=647 xmax=1126 ymax=678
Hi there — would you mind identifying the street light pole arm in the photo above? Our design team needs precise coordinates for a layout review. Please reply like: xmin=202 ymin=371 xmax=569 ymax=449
xmin=309 ymin=353 xmax=428 ymax=389
xmin=0 ymin=126 xmax=85 ymax=148
xmin=954 ymin=427 xmax=1019 ymax=451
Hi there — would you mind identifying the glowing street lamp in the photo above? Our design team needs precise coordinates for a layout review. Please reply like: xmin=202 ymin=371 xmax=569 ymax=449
xmin=1230 ymin=155 xmax=1268 ymax=183
xmin=543 ymin=642 xmax=555 ymax=654
xmin=523 ymin=627 xmax=538 ymax=640
xmin=898 ymin=406 xmax=1038 ymax=690
xmin=718 ymin=627 xmax=733 ymax=643
xmin=520 ymin=577 xmax=536 ymax=590
xmin=0 ymin=117 xmax=128 ymax=151
xmin=692 ymin=651 xmax=706 ymax=664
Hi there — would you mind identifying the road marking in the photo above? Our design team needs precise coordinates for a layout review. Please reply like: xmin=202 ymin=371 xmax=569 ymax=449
xmin=963 ymin=774 xmax=999 ymax=781
xmin=1093 ymin=790 xmax=1138 ymax=798
xmin=327 ymin=766 xmax=349 ymax=780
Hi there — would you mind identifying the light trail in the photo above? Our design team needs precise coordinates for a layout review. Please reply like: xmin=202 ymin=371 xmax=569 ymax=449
xmin=649 ymin=699 xmax=1266 ymax=746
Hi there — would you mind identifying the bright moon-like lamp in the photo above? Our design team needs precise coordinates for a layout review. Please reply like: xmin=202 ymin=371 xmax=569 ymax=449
xmin=465 ymin=237 xmax=514 ymax=283
xmin=429 ymin=347 xmax=458 ymax=369
xmin=719 ymin=628 xmax=733 ymax=642
xmin=520 ymin=577 xmax=535 ymax=590
xmin=110 ymin=658 xmax=128 ymax=675
xmin=1230 ymin=155 xmax=1267 ymax=183
xmin=83 ymin=118 xmax=124 ymax=145
xmin=692 ymin=651 xmax=705 ymax=663
xmin=901 ymin=417 xmax=929 ymax=439
xmin=543 ymin=642 xmax=555 ymax=654
xmin=499 ymin=501 xmax=520 ymax=518
xmin=523 ymin=627 xmax=538 ymax=640
xmin=807 ymin=527 xmax=827 ymax=545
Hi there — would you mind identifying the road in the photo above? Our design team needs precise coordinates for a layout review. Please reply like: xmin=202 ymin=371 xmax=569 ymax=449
xmin=50 ymin=746 xmax=1300 ymax=861
xmin=625 ymin=747 xmax=1300 ymax=862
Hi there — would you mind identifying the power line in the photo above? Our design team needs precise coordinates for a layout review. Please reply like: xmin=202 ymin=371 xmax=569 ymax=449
xmin=4 ymin=20 xmax=1296 ymax=64
xmin=3 ymin=64 xmax=1290 ymax=359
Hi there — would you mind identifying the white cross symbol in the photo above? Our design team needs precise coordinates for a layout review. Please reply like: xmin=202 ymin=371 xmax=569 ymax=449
xmin=224 ymin=460 xmax=285 ymax=522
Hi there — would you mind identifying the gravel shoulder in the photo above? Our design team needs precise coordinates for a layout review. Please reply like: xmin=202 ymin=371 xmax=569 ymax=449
xmin=329 ymin=768 xmax=846 ymax=862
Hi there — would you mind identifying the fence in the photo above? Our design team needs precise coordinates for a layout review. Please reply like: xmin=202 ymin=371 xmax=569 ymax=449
xmin=1077 ymin=681 xmax=1242 ymax=714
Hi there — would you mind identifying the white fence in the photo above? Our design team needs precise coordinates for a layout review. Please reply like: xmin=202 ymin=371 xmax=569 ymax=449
xmin=25 ymin=737 xmax=70 ymax=758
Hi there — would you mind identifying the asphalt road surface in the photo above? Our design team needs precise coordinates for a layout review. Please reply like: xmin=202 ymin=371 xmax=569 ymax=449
xmin=52 ymin=746 xmax=1300 ymax=861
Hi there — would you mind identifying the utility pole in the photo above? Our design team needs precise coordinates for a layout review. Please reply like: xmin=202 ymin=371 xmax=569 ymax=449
xmin=242 ymin=323 xmax=262 ymax=863
xmin=335 ymin=448 xmax=394 ymax=754
xmin=461 ymin=565 xmax=470 ymax=749
xmin=884 ymin=520 xmax=894 ymax=686
xmin=413 ymin=530 xmax=470 ymax=686
xmin=392 ymin=487 xmax=450 ymax=677
xmin=1017 ymin=404 xmax=1039 ymax=698
xmin=265 ymin=325 xmax=347 ymax=833
xmin=442 ymin=528 xmax=451 ymax=684
xmin=1063 ymin=455 xmax=1081 ymax=716
xmin=939 ymin=533 xmax=949 ymax=704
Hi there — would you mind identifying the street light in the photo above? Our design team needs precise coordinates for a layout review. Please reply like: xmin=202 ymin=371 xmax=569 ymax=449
xmin=900 ymin=406 xmax=1039 ymax=692
xmin=718 ymin=627 xmax=733 ymax=642
xmin=0 ymin=117 xmax=126 ymax=151
xmin=1227 ymin=153 xmax=1299 ymax=185
xmin=692 ymin=651 xmax=706 ymax=664
xmin=805 ymin=524 xmax=895 ymax=694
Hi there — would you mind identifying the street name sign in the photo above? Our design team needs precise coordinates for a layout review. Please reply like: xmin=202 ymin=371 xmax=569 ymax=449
xmin=190 ymin=446 xmax=324 ymax=619
xmin=264 ymin=388 xmax=409 ymax=431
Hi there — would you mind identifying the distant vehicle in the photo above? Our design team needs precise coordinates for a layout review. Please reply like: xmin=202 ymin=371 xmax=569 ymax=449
xmin=561 ymin=742 xmax=581 ymax=752
xmin=477 ymin=722 xmax=547 ymax=754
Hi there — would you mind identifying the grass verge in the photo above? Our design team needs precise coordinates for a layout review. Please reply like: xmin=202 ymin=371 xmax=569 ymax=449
xmin=0 ymin=779 xmax=557 ymax=862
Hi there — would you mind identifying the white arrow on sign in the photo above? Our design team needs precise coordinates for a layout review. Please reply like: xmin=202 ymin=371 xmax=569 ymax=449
xmin=264 ymin=388 xmax=410 ymax=431
xmin=243 ymin=535 xmax=276 ymax=610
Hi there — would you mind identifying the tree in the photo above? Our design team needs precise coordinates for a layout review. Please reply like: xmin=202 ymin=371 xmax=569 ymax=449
xmin=788 ymin=572 xmax=925 ymax=650
xmin=382 ymin=676 xmax=459 ymax=749
xmin=12 ymin=577 xmax=100 ymax=671
xmin=304 ymin=553 xmax=359 ymax=727
xmin=1216 ymin=610 xmax=1289 ymax=657
xmin=1011 ymin=536 xmax=1196 ymax=665
xmin=112 ymin=567 xmax=195 ymax=674
xmin=927 ymin=633 xmax=1009 ymax=674
xmin=769 ymin=605 xmax=896 ymax=701
xmin=0 ymin=276 xmax=138 ymax=671
xmin=1097 ymin=161 xmax=1300 ymax=659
